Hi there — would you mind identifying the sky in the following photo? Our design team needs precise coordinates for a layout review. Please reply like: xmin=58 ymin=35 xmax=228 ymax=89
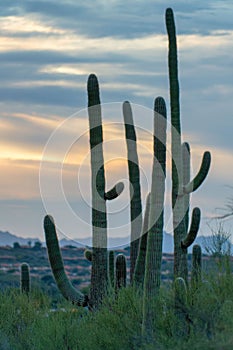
xmin=0 ymin=0 xmax=233 ymax=247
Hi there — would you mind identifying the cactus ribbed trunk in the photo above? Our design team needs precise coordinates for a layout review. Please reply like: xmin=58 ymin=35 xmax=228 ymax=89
xmin=88 ymin=74 xmax=108 ymax=309
xmin=142 ymin=97 xmax=167 ymax=336
xmin=123 ymin=101 xmax=142 ymax=283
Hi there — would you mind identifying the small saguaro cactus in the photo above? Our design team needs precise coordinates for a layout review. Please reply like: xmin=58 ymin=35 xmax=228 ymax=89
xmin=165 ymin=8 xmax=211 ymax=281
xmin=108 ymin=250 xmax=115 ymax=288
xmin=20 ymin=262 xmax=30 ymax=295
xmin=115 ymin=254 xmax=127 ymax=293
xmin=191 ymin=244 xmax=202 ymax=290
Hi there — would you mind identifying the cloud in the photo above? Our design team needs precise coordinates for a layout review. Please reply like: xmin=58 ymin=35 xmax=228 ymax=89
xmin=0 ymin=1 xmax=232 ymax=239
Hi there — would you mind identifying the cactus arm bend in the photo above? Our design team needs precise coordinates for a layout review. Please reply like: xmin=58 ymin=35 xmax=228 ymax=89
xmin=183 ymin=151 xmax=211 ymax=194
xmin=123 ymin=100 xmax=142 ymax=282
xmin=104 ymin=182 xmax=124 ymax=200
xmin=84 ymin=249 xmax=92 ymax=262
xmin=181 ymin=207 xmax=201 ymax=248
xmin=44 ymin=215 xmax=88 ymax=307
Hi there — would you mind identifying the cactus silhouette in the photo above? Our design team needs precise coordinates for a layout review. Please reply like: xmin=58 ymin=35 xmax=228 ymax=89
xmin=165 ymin=8 xmax=211 ymax=281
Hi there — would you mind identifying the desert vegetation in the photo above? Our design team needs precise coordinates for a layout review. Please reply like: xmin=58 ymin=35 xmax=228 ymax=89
xmin=0 ymin=7 xmax=232 ymax=350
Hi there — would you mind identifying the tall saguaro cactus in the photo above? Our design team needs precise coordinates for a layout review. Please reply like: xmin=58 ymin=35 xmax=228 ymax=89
xmin=87 ymin=74 xmax=108 ymax=309
xmin=123 ymin=101 xmax=143 ymax=282
xmin=142 ymin=97 xmax=167 ymax=336
xmin=165 ymin=8 xmax=211 ymax=281
xmin=88 ymin=74 xmax=124 ymax=308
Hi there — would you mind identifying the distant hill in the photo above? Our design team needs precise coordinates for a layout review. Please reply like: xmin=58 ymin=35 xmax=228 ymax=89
xmin=0 ymin=231 xmax=41 ymax=247
xmin=0 ymin=230 xmax=232 ymax=254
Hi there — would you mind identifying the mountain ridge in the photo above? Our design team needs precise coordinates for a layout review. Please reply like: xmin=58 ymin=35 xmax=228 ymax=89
xmin=0 ymin=230 xmax=231 ymax=254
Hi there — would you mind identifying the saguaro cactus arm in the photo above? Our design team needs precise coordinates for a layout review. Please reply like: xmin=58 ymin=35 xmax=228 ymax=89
xmin=181 ymin=207 xmax=201 ymax=249
xmin=104 ymin=182 xmax=124 ymax=200
xmin=44 ymin=215 xmax=88 ymax=307
xmin=183 ymin=151 xmax=211 ymax=194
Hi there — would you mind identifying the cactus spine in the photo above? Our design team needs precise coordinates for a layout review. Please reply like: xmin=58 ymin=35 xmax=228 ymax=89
xmin=123 ymin=101 xmax=143 ymax=282
xmin=142 ymin=97 xmax=167 ymax=336
xmin=20 ymin=262 xmax=30 ymax=295
xmin=165 ymin=8 xmax=211 ymax=281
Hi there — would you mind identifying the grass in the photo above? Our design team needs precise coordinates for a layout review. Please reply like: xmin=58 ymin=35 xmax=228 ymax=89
xmin=0 ymin=262 xmax=233 ymax=349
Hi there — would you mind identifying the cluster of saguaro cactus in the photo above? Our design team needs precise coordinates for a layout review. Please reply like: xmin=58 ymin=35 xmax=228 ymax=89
xmin=43 ymin=8 xmax=210 ymax=326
